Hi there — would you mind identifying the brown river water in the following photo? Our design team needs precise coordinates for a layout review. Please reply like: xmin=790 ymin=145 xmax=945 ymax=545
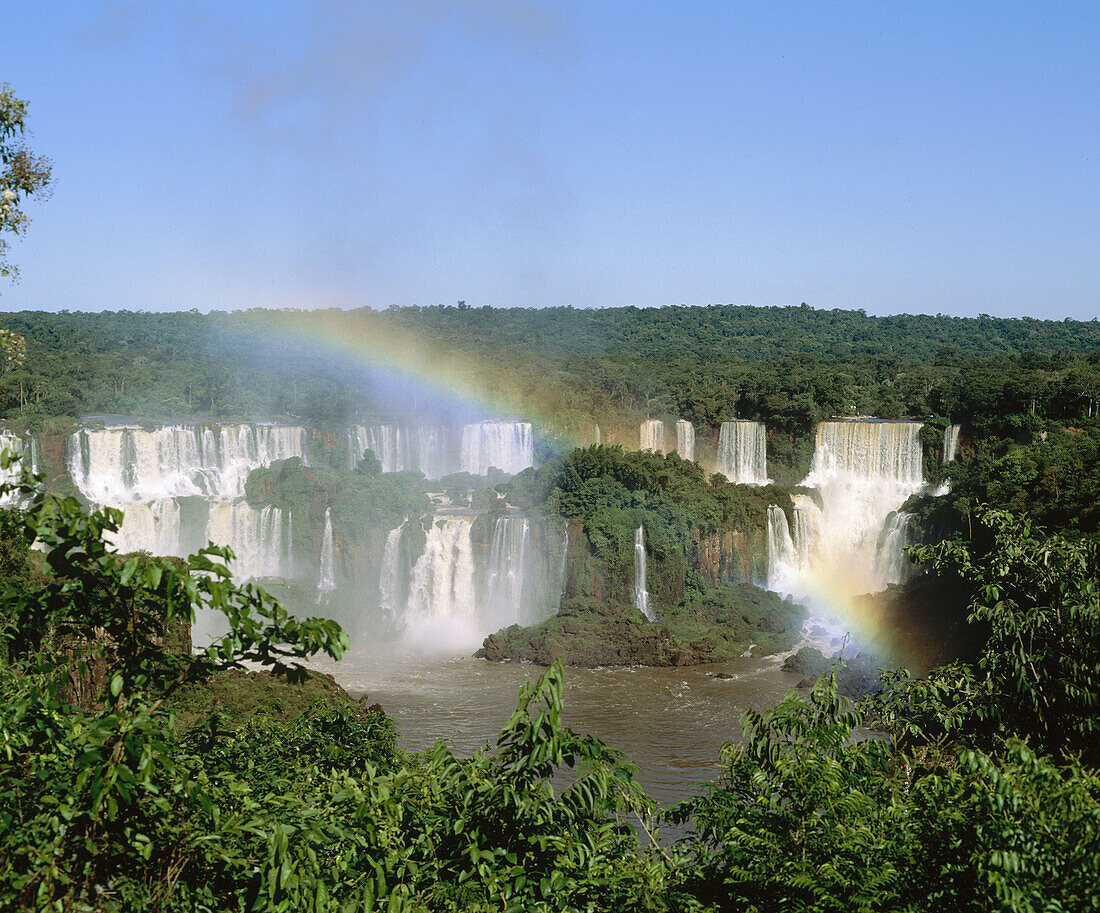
xmin=312 ymin=645 xmax=805 ymax=808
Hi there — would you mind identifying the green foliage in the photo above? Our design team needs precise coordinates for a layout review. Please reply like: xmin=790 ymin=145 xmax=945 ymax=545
xmin=331 ymin=469 xmax=432 ymax=541
xmin=920 ymin=423 xmax=1100 ymax=535
xmin=481 ymin=583 xmax=803 ymax=667
xmin=910 ymin=507 xmax=1100 ymax=762
xmin=906 ymin=740 xmax=1100 ymax=913
xmin=355 ymin=447 xmax=383 ymax=476
xmin=0 ymin=452 xmax=1098 ymax=911
xmin=1 ymin=82 xmax=53 ymax=286
xmin=671 ymin=668 xmax=908 ymax=912
xmin=3 ymin=306 xmax=1100 ymax=437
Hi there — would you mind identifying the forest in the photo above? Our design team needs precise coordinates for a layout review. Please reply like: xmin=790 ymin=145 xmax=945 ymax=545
xmin=0 ymin=302 xmax=1098 ymax=911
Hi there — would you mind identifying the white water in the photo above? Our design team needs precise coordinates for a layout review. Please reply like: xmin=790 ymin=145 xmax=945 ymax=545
xmin=943 ymin=424 xmax=961 ymax=462
xmin=205 ymin=501 xmax=287 ymax=580
xmin=873 ymin=510 xmax=918 ymax=587
xmin=69 ymin=423 xmax=307 ymax=503
xmin=765 ymin=506 xmax=798 ymax=592
xmin=484 ymin=517 xmax=531 ymax=627
xmin=0 ymin=431 xmax=36 ymax=506
xmin=634 ymin=525 xmax=654 ymax=621
xmin=378 ymin=524 xmax=407 ymax=625
xmin=767 ymin=420 xmax=925 ymax=621
xmin=675 ymin=420 xmax=695 ymax=462
xmin=639 ymin=420 xmax=665 ymax=453
xmin=347 ymin=424 xmax=410 ymax=472
xmin=317 ymin=508 xmax=336 ymax=601
xmin=384 ymin=513 xmax=562 ymax=647
xmin=716 ymin=420 xmax=769 ymax=484
xmin=402 ymin=515 xmax=479 ymax=645
xmin=346 ymin=421 xmax=534 ymax=478
xmin=460 ymin=421 xmax=534 ymax=476
xmin=67 ymin=422 xmax=303 ymax=581
xmin=109 ymin=498 xmax=183 ymax=557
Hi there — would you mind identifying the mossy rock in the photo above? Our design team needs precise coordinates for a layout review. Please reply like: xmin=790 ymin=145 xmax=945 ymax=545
xmin=478 ymin=583 xmax=805 ymax=668
xmin=167 ymin=666 xmax=380 ymax=732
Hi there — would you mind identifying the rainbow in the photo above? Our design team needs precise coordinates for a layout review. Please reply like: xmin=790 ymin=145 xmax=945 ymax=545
xmin=220 ymin=310 xmax=932 ymax=665
xmin=231 ymin=308 xmax=597 ymax=445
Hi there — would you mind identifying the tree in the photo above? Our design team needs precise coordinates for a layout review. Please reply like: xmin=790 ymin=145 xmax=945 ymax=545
xmin=1 ymin=83 xmax=52 ymax=286
xmin=909 ymin=507 xmax=1100 ymax=762
xmin=0 ymin=84 xmax=50 ymax=376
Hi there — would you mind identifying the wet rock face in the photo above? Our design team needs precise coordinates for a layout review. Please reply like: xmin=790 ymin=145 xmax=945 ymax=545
xmin=782 ymin=646 xmax=884 ymax=699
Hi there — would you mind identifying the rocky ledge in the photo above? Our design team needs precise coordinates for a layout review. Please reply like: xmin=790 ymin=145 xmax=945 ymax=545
xmin=477 ymin=583 xmax=805 ymax=668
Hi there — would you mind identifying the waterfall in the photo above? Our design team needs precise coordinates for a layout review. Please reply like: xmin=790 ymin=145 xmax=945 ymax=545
xmin=460 ymin=421 xmax=534 ymax=476
xmin=0 ymin=431 xmax=33 ymax=506
xmin=385 ymin=514 xmax=562 ymax=640
xmin=767 ymin=420 xmax=926 ymax=616
xmin=404 ymin=516 xmax=477 ymax=626
xmin=483 ymin=517 xmax=530 ymax=627
xmin=716 ymin=421 xmax=769 ymax=484
xmin=766 ymin=506 xmax=799 ymax=592
xmin=943 ymin=424 xmax=961 ymax=462
xmin=205 ymin=502 xmax=287 ymax=580
xmin=556 ymin=529 xmax=570 ymax=601
xmin=639 ymin=420 xmax=665 ymax=453
xmin=378 ymin=523 xmax=407 ymax=625
xmin=68 ymin=423 xmax=307 ymax=502
xmin=809 ymin=420 xmax=924 ymax=487
xmin=347 ymin=424 xmax=410 ymax=472
xmin=791 ymin=494 xmax=823 ymax=568
xmin=633 ymin=526 xmax=655 ymax=621
xmin=873 ymin=511 xmax=918 ymax=586
xmin=64 ymin=422 xmax=304 ymax=580
xmin=317 ymin=508 xmax=336 ymax=601
xmin=107 ymin=499 xmax=183 ymax=557
xmin=346 ymin=421 xmax=535 ymax=479
xmin=675 ymin=420 xmax=695 ymax=462
xmin=411 ymin=425 xmax=450 ymax=479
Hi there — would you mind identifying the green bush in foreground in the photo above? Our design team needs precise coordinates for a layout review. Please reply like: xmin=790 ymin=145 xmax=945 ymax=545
xmin=0 ymin=450 xmax=1098 ymax=912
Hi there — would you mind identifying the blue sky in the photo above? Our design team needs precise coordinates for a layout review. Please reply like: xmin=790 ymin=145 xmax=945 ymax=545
xmin=3 ymin=1 xmax=1099 ymax=318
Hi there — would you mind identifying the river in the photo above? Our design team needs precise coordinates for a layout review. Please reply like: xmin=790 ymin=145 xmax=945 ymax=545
xmin=313 ymin=644 xmax=804 ymax=808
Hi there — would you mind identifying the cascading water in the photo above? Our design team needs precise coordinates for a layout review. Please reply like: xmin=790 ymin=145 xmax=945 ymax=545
xmin=68 ymin=423 xmax=307 ymax=502
xmin=484 ymin=518 xmax=531 ymax=627
xmin=791 ymin=494 xmax=823 ymax=569
xmin=716 ymin=421 xmax=769 ymax=484
xmin=347 ymin=424 xmax=410 ymax=472
xmin=765 ymin=506 xmax=798 ymax=592
xmin=0 ymin=431 xmax=35 ymax=506
xmin=675 ymin=420 xmax=695 ymax=462
xmin=943 ymin=424 xmax=961 ymax=462
xmin=460 ymin=422 xmax=534 ymax=476
xmin=205 ymin=501 xmax=287 ymax=580
xmin=873 ymin=511 xmax=918 ymax=586
xmin=766 ymin=420 xmax=926 ymax=634
xmin=378 ymin=523 xmax=407 ymax=625
xmin=413 ymin=425 xmax=451 ymax=480
xmin=108 ymin=498 xmax=183 ymax=557
xmin=347 ymin=421 xmax=535 ymax=478
xmin=402 ymin=516 xmax=478 ymax=643
xmin=67 ymin=422 xmax=304 ymax=580
xmin=639 ymin=420 xmax=665 ymax=453
xmin=382 ymin=514 xmax=563 ymax=642
xmin=317 ymin=508 xmax=336 ymax=601
xmin=634 ymin=526 xmax=655 ymax=621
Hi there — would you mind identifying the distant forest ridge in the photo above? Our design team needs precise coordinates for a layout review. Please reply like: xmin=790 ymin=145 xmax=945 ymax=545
xmin=5 ymin=303 xmax=1100 ymax=363
xmin=2 ymin=304 xmax=1098 ymax=432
